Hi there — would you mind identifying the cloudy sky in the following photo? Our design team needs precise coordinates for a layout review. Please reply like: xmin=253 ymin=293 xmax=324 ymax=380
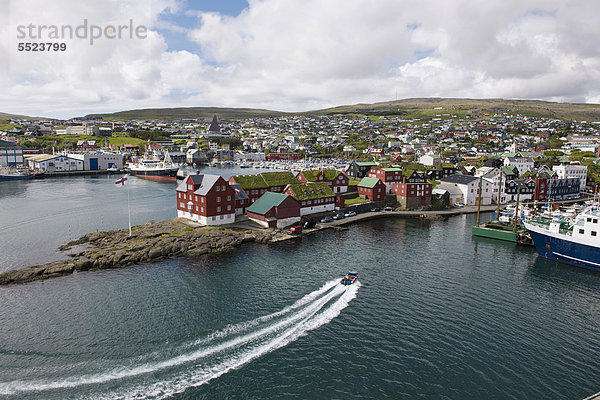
xmin=1 ymin=0 xmax=599 ymax=119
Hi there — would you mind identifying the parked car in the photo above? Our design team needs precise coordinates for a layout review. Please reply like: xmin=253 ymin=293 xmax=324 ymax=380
xmin=371 ymin=207 xmax=381 ymax=212
xmin=344 ymin=210 xmax=357 ymax=217
xmin=455 ymin=202 xmax=464 ymax=208
xmin=333 ymin=212 xmax=345 ymax=220
xmin=320 ymin=216 xmax=333 ymax=223
xmin=287 ymin=225 xmax=302 ymax=235
xmin=384 ymin=206 xmax=394 ymax=211
xmin=302 ymin=220 xmax=316 ymax=229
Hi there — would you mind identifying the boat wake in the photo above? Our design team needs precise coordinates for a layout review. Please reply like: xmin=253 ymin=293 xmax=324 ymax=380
xmin=0 ymin=279 xmax=359 ymax=399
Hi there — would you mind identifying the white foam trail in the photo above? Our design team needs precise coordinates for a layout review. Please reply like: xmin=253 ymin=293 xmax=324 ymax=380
xmin=116 ymin=282 xmax=361 ymax=400
xmin=0 ymin=279 xmax=353 ymax=397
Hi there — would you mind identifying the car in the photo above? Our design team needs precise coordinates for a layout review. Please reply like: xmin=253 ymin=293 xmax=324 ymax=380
xmin=302 ymin=220 xmax=316 ymax=229
xmin=384 ymin=206 xmax=394 ymax=211
xmin=455 ymin=202 xmax=464 ymax=208
xmin=332 ymin=212 xmax=345 ymax=220
xmin=370 ymin=207 xmax=381 ymax=212
xmin=344 ymin=210 xmax=357 ymax=217
xmin=287 ymin=225 xmax=302 ymax=235
xmin=320 ymin=216 xmax=333 ymax=223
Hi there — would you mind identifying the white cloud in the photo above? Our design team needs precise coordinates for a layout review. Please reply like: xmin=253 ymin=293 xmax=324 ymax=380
xmin=1 ymin=0 xmax=600 ymax=118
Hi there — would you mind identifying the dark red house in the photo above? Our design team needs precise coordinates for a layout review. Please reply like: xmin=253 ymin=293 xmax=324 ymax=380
xmin=176 ymin=173 xmax=236 ymax=225
xmin=246 ymin=192 xmax=301 ymax=228
xmin=393 ymin=170 xmax=432 ymax=209
xmin=357 ymin=177 xmax=386 ymax=202
xmin=367 ymin=167 xmax=403 ymax=193
xmin=296 ymin=169 xmax=349 ymax=194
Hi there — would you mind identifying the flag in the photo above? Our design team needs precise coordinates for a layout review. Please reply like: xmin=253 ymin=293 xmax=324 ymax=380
xmin=115 ymin=174 xmax=128 ymax=186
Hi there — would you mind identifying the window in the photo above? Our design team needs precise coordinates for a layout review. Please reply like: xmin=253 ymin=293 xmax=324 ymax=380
xmin=227 ymin=205 xmax=231 ymax=211
xmin=579 ymin=229 xmax=585 ymax=234
xmin=201 ymin=197 xmax=204 ymax=203
xmin=180 ymin=202 xmax=185 ymax=208
xmin=178 ymin=193 xmax=181 ymax=198
xmin=217 ymin=206 xmax=221 ymax=212
xmin=195 ymin=206 xmax=198 ymax=211
xmin=201 ymin=207 xmax=204 ymax=212
xmin=216 ymin=186 xmax=220 ymax=191
xmin=217 ymin=196 xmax=221 ymax=202
xmin=595 ymin=219 xmax=598 ymax=224
xmin=183 ymin=194 xmax=186 ymax=199
xmin=593 ymin=231 xmax=597 ymax=237
xmin=227 ymin=195 xmax=231 ymax=201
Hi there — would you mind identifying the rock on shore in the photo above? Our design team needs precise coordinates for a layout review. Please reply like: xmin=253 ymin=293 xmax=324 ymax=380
xmin=0 ymin=218 xmax=283 ymax=286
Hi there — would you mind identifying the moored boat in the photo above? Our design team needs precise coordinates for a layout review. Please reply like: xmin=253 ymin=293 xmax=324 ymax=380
xmin=127 ymin=151 xmax=178 ymax=182
xmin=524 ymin=204 xmax=600 ymax=271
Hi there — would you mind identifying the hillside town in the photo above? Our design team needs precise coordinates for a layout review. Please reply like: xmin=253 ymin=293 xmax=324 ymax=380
xmin=2 ymin=110 xmax=600 ymax=228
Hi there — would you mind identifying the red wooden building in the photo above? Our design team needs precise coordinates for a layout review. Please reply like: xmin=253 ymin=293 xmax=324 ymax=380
xmin=367 ymin=167 xmax=404 ymax=194
xmin=283 ymin=182 xmax=336 ymax=216
xmin=357 ymin=177 xmax=386 ymax=202
xmin=229 ymin=171 xmax=300 ymax=204
xmin=296 ymin=169 xmax=349 ymax=193
xmin=393 ymin=170 xmax=432 ymax=209
xmin=176 ymin=173 xmax=236 ymax=225
xmin=246 ymin=192 xmax=301 ymax=228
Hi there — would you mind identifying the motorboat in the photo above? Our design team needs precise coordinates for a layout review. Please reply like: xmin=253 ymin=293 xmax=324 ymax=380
xmin=340 ymin=271 xmax=358 ymax=285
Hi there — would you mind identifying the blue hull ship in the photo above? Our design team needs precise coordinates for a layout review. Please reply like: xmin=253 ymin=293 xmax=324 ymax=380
xmin=524 ymin=204 xmax=600 ymax=271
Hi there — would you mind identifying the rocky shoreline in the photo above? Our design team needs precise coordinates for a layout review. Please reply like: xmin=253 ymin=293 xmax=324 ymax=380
xmin=0 ymin=218 xmax=286 ymax=286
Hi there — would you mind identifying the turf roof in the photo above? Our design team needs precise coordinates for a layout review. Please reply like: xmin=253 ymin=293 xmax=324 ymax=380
xmin=286 ymin=182 xmax=335 ymax=200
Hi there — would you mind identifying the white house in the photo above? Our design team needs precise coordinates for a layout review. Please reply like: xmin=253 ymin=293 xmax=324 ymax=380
xmin=419 ymin=154 xmax=442 ymax=166
xmin=26 ymin=154 xmax=84 ymax=172
xmin=503 ymin=155 xmax=534 ymax=175
xmin=67 ymin=153 xmax=123 ymax=170
xmin=439 ymin=174 xmax=494 ymax=206
xmin=553 ymin=163 xmax=588 ymax=191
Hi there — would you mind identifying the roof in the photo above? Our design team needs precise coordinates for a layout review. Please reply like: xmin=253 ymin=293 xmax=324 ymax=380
xmin=176 ymin=174 xmax=223 ymax=195
xmin=501 ymin=165 xmax=519 ymax=175
xmin=231 ymin=174 xmax=266 ymax=189
xmin=357 ymin=177 xmax=382 ymax=188
xmin=440 ymin=174 xmax=479 ymax=185
xmin=230 ymin=183 xmax=248 ymax=200
xmin=208 ymin=115 xmax=220 ymax=132
xmin=380 ymin=168 xmax=402 ymax=172
xmin=286 ymin=182 xmax=334 ymax=200
xmin=261 ymin=171 xmax=299 ymax=186
xmin=246 ymin=192 xmax=290 ymax=214
xmin=176 ymin=173 xmax=206 ymax=192
xmin=299 ymin=169 xmax=341 ymax=182
xmin=230 ymin=171 xmax=299 ymax=189
xmin=355 ymin=161 xmax=377 ymax=167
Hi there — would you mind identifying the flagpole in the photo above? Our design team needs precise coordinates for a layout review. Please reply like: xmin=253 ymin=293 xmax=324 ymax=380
xmin=127 ymin=176 xmax=132 ymax=236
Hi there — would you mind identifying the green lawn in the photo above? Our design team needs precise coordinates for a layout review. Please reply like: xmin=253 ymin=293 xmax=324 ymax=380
xmin=344 ymin=197 xmax=368 ymax=205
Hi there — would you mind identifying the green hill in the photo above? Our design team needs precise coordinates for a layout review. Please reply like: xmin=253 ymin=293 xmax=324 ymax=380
xmin=84 ymin=98 xmax=600 ymax=122
xmin=307 ymin=98 xmax=600 ymax=121
xmin=85 ymin=107 xmax=290 ymax=121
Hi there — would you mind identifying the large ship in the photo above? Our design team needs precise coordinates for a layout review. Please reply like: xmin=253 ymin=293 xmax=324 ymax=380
xmin=524 ymin=204 xmax=600 ymax=271
xmin=127 ymin=151 xmax=179 ymax=182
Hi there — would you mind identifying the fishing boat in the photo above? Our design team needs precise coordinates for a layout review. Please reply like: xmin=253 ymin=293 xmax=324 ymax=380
xmin=127 ymin=151 xmax=178 ymax=182
xmin=524 ymin=204 xmax=600 ymax=271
